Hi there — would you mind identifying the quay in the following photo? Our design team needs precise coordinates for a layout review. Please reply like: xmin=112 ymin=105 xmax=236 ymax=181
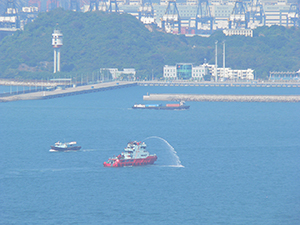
xmin=143 ymin=93 xmax=300 ymax=102
xmin=0 ymin=81 xmax=137 ymax=102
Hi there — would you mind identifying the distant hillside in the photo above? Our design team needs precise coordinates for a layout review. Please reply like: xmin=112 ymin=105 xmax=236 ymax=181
xmin=0 ymin=8 xmax=300 ymax=80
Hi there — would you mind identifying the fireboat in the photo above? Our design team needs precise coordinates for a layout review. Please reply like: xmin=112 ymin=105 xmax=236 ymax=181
xmin=103 ymin=141 xmax=157 ymax=167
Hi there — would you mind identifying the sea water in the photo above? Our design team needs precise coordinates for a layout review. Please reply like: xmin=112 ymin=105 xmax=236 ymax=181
xmin=0 ymin=85 xmax=299 ymax=224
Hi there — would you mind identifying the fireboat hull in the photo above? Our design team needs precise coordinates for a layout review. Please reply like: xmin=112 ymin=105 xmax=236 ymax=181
xmin=103 ymin=155 xmax=157 ymax=167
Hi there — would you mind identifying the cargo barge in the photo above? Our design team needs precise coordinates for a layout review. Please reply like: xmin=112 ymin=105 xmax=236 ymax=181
xmin=132 ymin=101 xmax=189 ymax=110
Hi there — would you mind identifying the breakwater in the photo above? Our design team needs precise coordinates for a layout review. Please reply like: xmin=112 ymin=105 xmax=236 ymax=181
xmin=143 ymin=94 xmax=300 ymax=102
xmin=138 ymin=81 xmax=300 ymax=88
xmin=0 ymin=81 xmax=137 ymax=102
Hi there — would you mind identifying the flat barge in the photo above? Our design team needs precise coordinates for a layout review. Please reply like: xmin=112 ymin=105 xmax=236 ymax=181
xmin=132 ymin=101 xmax=189 ymax=110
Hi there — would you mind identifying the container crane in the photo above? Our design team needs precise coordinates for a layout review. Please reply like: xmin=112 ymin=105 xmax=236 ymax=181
xmin=47 ymin=0 xmax=59 ymax=11
xmin=195 ymin=0 xmax=213 ymax=31
xmin=28 ymin=0 xmax=41 ymax=10
xmin=228 ymin=0 xmax=249 ymax=29
xmin=0 ymin=0 xmax=20 ymax=29
xmin=108 ymin=0 xmax=119 ymax=13
xmin=161 ymin=0 xmax=181 ymax=34
xmin=248 ymin=0 xmax=265 ymax=27
xmin=288 ymin=1 xmax=300 ymax=27
xmin=89 ymin=0 xmax=98 ymax=11
xmin=138 ymin=0 xmax=155 ymax=24
xmin=70 ymin=0 xmax=79 ymax=11
xmin=98 ymin=0 xmax=107 ymax=12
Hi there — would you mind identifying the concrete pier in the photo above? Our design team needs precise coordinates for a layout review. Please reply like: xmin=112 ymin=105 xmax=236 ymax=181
xmin=143 ymin=93 xmax=300 ymax=103
xmin=0 ymin=81 xmax=137 ymax=102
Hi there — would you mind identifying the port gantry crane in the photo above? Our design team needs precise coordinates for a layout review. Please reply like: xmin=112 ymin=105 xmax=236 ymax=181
xmin=98 ymin=0 xmax=108 ymax=12
xmin=288 ymin=1 xmax=300 ymax=27
xmin=89 ymin=0 xmax=98 ymax=11
xmin=5 ymin=0 xmax=17 ymax=15
xmin=248 ymin=0 xmax=265 ymax=27
xmin=138 ymin=0 xmax=155 ymax=24
xmin=228 ymin=0 xmax=249 ymax=29
xmin=0 ymin=0 xmax=19 ymax=29
xmin=195 ymin=0 xmax=213 ymax=31
xmin=28 ymin=0 xmax=41 ymax=11
xmin=70 ymin=0 xmax=79 ymax=11
xmin=161 ymin=0 xmax=181 ymax=34
xmin=107 ymin=0 xmax=119 ymax=13
xmin=47 ymin=0 xmax=59 ymax=11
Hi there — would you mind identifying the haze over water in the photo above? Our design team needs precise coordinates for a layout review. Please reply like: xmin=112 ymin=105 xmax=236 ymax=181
xmin=1 ymin=85 xmax=299 ymax=224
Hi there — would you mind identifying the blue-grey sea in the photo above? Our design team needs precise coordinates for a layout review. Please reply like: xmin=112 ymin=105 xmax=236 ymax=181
xmin=1 ymin=84 xmax=299 ymax=225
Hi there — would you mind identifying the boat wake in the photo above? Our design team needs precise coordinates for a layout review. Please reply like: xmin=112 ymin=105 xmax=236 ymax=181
xmin=81 ymin=149 xmax=98 ymax=152
xmin=154 ymin=165 xmax=184 ymax=168
xmin=143 ymin=136 xmax=184 ymax=167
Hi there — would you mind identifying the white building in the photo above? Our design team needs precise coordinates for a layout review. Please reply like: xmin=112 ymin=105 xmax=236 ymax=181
xmin=223 ymin=29 xmax=253 ymax=37
xmin=163 ymin=65 xmax=177 ymax=79
xmin=192 ymin=65 xmax=207 ymax=80
xmin=205 ymin=64 xmax=254 ymax=80
xmin=163 ymin=64 xmax=206 ymax=80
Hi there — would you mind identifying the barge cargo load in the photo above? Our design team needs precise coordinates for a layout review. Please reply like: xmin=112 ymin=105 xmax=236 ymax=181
xmin=132 ymin=101 xmax=189 ymax=110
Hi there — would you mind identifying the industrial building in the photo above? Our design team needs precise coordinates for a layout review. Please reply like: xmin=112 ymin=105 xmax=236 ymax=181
xmin=269 ymin=70 xmax=300 ymax=80
xmin=163 ymin=63 xmax=207 ymax=80
xmin=163 ymin=63 xmax=254 ymax=80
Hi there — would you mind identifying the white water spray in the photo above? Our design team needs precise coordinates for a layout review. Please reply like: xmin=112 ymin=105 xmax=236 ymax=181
xmin=144 ymin=136 xmax=184 ymax=167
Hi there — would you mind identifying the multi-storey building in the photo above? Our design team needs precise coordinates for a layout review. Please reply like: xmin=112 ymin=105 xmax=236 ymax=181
xmin=205 ymin=64 xmax=254 ymax=80
xmin=164 ymin=63 xmax=254 ymax=80
xmin=163 ymin=63 xmax=206 ymax=80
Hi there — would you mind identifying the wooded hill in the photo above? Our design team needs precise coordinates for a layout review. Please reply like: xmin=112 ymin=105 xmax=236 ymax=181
xmin=0 ymin=8 xmax=300 ymax=80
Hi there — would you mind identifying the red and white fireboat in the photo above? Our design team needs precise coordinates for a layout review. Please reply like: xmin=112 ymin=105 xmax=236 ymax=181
xmin=103 ymin=141 xmax=157 ymax=167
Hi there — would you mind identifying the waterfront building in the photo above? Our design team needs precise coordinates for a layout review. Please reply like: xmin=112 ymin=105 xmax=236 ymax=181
xmin=269 ymin=70 xmax=300 ymax=81
xmin=100 ymin=68 xmax=136 ymax=80
xmin=163 ymin=65 xmax=177 ymax=79
xmin=163 ymin=63 xmax=206 ymax=80
xmin=205 ymin=64 xmax=254 ymax=80
xmin=164 ymin=63 xmax=254 ymax=81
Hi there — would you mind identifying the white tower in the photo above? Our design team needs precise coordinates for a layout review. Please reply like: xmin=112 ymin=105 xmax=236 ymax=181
xmin=52 ymin=30 xmax=63 ymax=73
